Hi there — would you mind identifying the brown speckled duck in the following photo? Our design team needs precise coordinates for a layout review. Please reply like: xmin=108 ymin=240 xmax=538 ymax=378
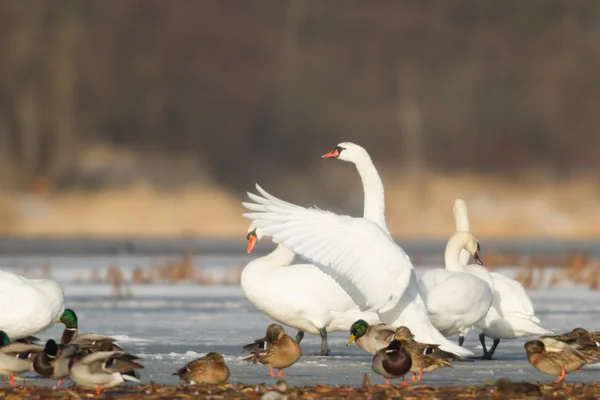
xmin=524 ymin=339 xmax=587 ymax=383
xmin=371 ymin=339 xmax=412 ymax=386
xmin=173 ymin=352 xmax=230 ymax=384
xmin=393 ymin=327 xmax=452 ymax=382
xmin=244 ymin=324 xmax=301 ymax=378
xmin=542 ymin=328 xmax=600 ymax=362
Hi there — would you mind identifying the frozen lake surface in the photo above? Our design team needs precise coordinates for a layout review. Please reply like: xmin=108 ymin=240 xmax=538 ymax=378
xmin=3 ymin=260 xmax=600 ymax=388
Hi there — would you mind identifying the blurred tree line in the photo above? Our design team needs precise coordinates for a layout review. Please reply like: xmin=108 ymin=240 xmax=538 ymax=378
xmin=0 ymin=0 xmax=599 ymax=193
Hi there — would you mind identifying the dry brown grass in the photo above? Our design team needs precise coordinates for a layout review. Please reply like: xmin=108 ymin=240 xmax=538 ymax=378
xmin=1 ymin=173 xmax=600 ymax=238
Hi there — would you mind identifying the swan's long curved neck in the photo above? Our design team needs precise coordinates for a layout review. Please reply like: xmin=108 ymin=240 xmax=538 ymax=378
xmin=354 ymin=152 xmax=389 ymax=233
xmin=248 ymin=245 xmax=296 ymax=269
xmin=444 ymin=234 xmax=467 ymax=272
xmin=453 ymin=200 xmax=471 ymax=266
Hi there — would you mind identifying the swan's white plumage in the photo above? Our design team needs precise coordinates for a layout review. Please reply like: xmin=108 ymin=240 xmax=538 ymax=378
xmin=244 ymin=185 xmax=412 ymax=314
xmin=241 ymin=227 xmax=379 ymax=335
xmin=418 ymin=232 xmax=495 ymax=337
xmin=243 ymin=184 xmax=473 ymax=357
xmin=0 ymin=270 xmax=65 ymax=339
xmin=453 ymin=199 xmax=552 ymax=339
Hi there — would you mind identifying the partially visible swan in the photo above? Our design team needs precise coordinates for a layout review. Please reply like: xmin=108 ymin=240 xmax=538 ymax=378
xmin=454 ymin=199 xmax=552 ymax=359
xmin=418 ymin=232 xmax=495 ymax=338
xmin=241 ymin=222 xmax=379 ymax=356
xmin=243 ymin=184 xmax=473 ymax=357
xmin=0 ymin=270 xmax=64 ymax=339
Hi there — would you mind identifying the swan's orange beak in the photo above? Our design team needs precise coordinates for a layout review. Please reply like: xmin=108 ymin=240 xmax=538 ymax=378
xmin=247 ymin=234 xmax=258 ymax=254
xmin=474 ymin=249 xmax=483 ymax=265
xmin=321 ymin=148 xmax=340 ymax=158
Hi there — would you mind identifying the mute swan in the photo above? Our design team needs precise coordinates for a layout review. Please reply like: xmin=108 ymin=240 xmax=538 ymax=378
xmin=241 ymin=223 xmax=379 ymax=356
xmin=243 ymin=184 xmax=473 ymax=358
xmin=418 ymin=232 xmax=495 ymax=338
xmin=0 ymin=270 xmax=64 ymax=339
xmin=454 ymin=199 xmax=552 ymax=359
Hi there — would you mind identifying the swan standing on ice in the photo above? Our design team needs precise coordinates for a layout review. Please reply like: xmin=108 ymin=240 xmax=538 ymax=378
xmin=0 ymin=270 xmax=64 ymax=339
xmin=418 ymin=232 xmax=495 ymax=340
xmin=241 ymin=222 xmax=379 ymax=356
xmin=453 ymin=199 xmax=552 ymax=359
xmin=243 ymin=142 xmax=473 ymax=358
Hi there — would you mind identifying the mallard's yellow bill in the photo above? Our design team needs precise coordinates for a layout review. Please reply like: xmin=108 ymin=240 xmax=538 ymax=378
xmin=346 ymin=334 xmax=356 ymax=346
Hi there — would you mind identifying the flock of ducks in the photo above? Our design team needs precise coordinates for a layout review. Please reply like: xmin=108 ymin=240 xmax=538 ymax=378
xmin=1 ymin=141 xmax=599 ymax=391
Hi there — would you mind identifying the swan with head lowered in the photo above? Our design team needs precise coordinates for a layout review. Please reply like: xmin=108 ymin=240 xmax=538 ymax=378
xmin=453 ymin=199 xmax=552 ymax=359
xmin=417 ymin=231 xmax=495 ymax=341
xmin=0 ymin=270 xmax=64 ymax=339
xmin=241 ymin=222 xmax=379 ymax=356
xmin=243 ymin=142 xmax=473 ymax=358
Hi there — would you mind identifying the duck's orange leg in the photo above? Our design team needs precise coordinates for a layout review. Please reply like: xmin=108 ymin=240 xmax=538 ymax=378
xmin=401 ymin=376 xmax=409 ymax=386
xmin=416 ymin=370 xmax=423 ymax=382
xmin=56 ymin=380 xmax=63 ymax=387
xmin=385 ymin=379 xmax=390 ymax=385
xmin=276 ymin=369 xmax=288 ymax=378
xmin=269 ymin=366 xmax=276 ymax=377
xmin=410 ymin=373 xmax=417 ymax=382
xmin=8 ymin=374 xmax=14 ymax=386
xmin=95 ymin=386 xmax=102 ymax=395
xmin=552 ymin=366 xmax=566 ymax=384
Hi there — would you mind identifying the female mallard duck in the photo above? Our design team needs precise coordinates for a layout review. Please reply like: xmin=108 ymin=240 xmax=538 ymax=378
xmin=0 ymin=330 xmax=44 ymax=386
xmin=542 ymin=328 xmax=600 ymax=362
xmin=524 ymin=339 xmax=587 ymax=383
xmin=393 ymin=327 xmax=452 ymax=382
xmin=69 ymin=350 xmax=144 ymax=394
xmin=347 ymin=319 xmax=395 ymax=355
xmin=244 ymin=324 xmax=301 ymax=378
xmin=0 ymin=270 xmax=64 ymax=340
xmin=33 ymin=339 xmax=78 ymax=387
xmin=371 ymin=339 xmax=412 ymax=386
xmin=173 ymin=352 xmax=230 ymax=384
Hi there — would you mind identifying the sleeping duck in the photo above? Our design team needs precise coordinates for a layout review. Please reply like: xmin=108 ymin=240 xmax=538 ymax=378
xmin=173 ymin=352 xmax=230 ymax=384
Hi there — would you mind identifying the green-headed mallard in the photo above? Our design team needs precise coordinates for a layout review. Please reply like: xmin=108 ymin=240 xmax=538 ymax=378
xmin=33 ymin=339 xmax=79 ymax=387
xmin=393 ymin=326 xmax=452 ymax=382
xmin=347 ymin=319 xmax=395 ymax=355
xmin=57 ymin=309 xmax=123 ymax=352
xmin=244 ymin=324 xmax=301 ymax=378
xmin=0 ymin=330 xmax=44 ymax=386
xmin=69 ymin=350 xmax=144 ymax=394
xmin=173 ymin=352 xmax=230 ymax=384
xmin=371 ymin=339 xmax=412 ymax=386
xmin=525 ymin=339 xmax=587 ymax=383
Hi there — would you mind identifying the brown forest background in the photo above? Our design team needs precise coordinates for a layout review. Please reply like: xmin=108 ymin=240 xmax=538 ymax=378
xmin=0 ymin=0 xmax=599 ymax=238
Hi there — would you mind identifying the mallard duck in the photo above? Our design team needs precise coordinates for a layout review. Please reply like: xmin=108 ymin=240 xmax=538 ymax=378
xmin=371 ymin=339 xmax=412 ymax=386
xmin=0 ymin=270 xmax=64 ymax=339
xmin=347 ymin=319 xmax=395 ymax=355
xmin=542 ymin=328 xmax=600 ymax=362
xmin=57 ymin=308 xmax=79 ymax=344
xmin=244 ymin=324 xmax=301 ymax=378
xmin=173 ymin=352 xmax=230 ymax=384
xmin=393 ymin=327 xmax=452 ymax=382
xmin=524 ymin=339 xmax=587 ymax=383
xmin=0 ymin=330 xmax=44 ymax=386
xmin=33 ymin=339 xmax=79 ymax=387
xmin=69 ymin=350 xmax=144 ymax=394
xmin=57 ymin=309 xmax=124 ymax=352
